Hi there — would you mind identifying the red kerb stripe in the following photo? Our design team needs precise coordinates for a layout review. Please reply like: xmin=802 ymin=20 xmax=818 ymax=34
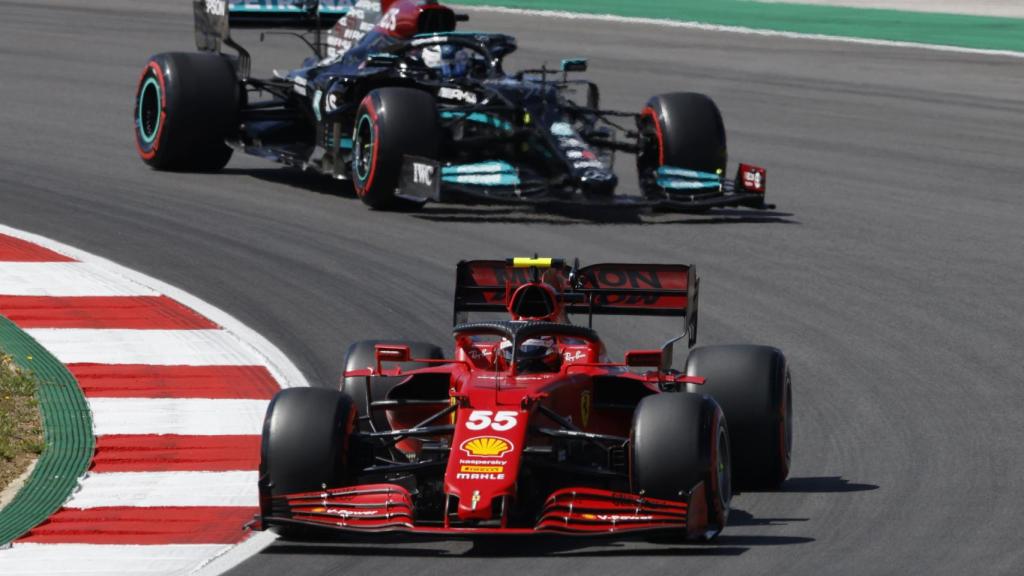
xmin=17 ymin=507 xmax=256 ymax=545
xmin=0 ymin=234 xmax=75 ymax=262
xmin=91 ymin=434 xmax=261 ymax=472
xmin=69 ymin=364 xmax=279 ymax=399
xmin=0 ymin=295 xmax=217 ymax=329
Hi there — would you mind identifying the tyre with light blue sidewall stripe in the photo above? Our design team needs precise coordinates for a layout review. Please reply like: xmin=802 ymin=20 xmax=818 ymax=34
xmin=352 ymin=87 xmax=440 ymax=210
xmin=133 ymin=52 xmax=239 ymax=171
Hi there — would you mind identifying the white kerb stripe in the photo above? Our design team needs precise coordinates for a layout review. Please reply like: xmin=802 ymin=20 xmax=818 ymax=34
xmin=1 ymin=543 xmax=231 ymax=576
xmin=25 ymin=329 xmax=266 ymax=366
xmin=0 ymin=262 xmax=159 ymax=296
xmin=88 ymin=398 xmax=269 ymax=436
xmin=65 ymin=471 xmax=258 ymax=509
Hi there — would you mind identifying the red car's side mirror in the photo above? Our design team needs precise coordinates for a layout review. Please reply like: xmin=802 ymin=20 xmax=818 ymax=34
xmin=375 ymin=344 xmax=411 ymax=371
xmin=624 ymin=349 xmax=663 ymax=368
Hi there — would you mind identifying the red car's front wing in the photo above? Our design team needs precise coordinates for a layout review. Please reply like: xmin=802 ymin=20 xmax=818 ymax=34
xmin=260 ymin=483 xmax=711 ymax=540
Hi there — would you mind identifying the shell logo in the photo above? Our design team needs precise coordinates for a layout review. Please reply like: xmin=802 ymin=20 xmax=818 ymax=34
xmin=460 ymin=436 xmax=514 ymax=457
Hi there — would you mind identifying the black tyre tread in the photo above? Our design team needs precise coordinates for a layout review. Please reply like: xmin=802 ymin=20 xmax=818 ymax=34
xmin=134 ymin=52 xmax=237 ymax=171
xmin=685 ymin=345 xmax=791 ymax=490
xmin=352 ymin=87 xmax=439 ymax=210
xmin=340 ymin=339 xmax=444 ymax=431
xmin=260 ymin=387 xmax=355 ymax=496
xmin=631 ymin=392 xmax=730 ymax=537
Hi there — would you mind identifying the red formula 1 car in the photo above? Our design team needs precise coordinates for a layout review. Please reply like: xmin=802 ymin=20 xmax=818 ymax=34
xmin=256 ymin=258 xmax=793 ymax=540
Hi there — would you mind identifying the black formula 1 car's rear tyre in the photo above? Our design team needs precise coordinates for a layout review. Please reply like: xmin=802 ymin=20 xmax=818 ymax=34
xmin=631 ymin=392 xmax=731 ymax=538
xmin=352 ymin=88 xmax=440 ymax=210
xmin=685 ymin=345 xmax=792 ymax=490
xmin=133 ymin=52 xmax=238 ymax=171
xmin=339 ymin=340 xmax=444 ymax=431
xmin=637 ymin=92 xmax=728 ymax=197
xmin=260 ymin=387 xmax=356 ymax=497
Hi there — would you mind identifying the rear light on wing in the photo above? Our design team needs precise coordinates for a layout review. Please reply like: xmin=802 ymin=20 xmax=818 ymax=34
xmin=736 ymin=164 xmax=766 ymax=194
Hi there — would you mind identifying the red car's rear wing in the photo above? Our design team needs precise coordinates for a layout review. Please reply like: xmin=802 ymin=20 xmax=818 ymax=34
xmin=453 ymin=259 xmax=699 ymax=346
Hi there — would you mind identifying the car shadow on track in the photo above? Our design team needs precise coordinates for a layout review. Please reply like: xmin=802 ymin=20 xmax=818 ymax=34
xmin=262 ymin=505 xmax=814 ymax=559
xmin=778 ymin=476 xmax=879 ymax=493
xmin=220 ymin=168 xmax=359 ymax=198
xmin=412 ymin=205 xmax=798 ymax=226
xmin=219 ymin=168 xmax=798 ymax=225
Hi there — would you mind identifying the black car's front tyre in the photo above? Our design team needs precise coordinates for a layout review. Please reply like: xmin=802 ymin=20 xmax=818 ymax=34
xmin=637 ymin=92 xmax=728 ymax=197
xmin=352 ymin=88 xmax=440 ymax=210
xmin=631 ymin=392 xmax=731 ymax=539
xmin=133 ymin=52 xmax=238 ymax=171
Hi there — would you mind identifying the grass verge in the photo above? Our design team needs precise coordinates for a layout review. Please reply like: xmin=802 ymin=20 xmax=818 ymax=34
xmin=0 ymin=353 xmax=44 ymax=495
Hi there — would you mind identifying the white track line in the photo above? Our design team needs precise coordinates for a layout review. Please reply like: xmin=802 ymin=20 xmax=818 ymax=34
xmin=457 ymin=4 xmax=1024 ymax=59
xmin=0 ymin=262 xmax=158 ymax=297
xmin=25 ymin=329 xmax=268 ymax=366
xmin=65 ymin=471 xmax=258 ymax=509
xmin=88 ymin=398 xmax=270 ymax=436
xmin=1 ymin=543 xmax=231 ymax=576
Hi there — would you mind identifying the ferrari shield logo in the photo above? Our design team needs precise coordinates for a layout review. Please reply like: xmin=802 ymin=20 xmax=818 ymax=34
xmin=580 ymin=390 xmax=592 ymax=428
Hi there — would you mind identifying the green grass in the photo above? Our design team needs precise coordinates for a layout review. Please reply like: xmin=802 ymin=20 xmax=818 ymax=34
xmin=0 ymin=353 xmax=44 ymax=493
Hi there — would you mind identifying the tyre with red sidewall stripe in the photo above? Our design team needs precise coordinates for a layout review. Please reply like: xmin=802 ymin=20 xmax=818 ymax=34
xmin=134 ymin=52 xmax=238 ymax=171
xmin=637 ymin=92 xmax=728 ymax=197
xmin=631 ymin=392 xmax=731 ymax=539
xmin=352 ymin=87 xmax=440 ymax=210
xmin=685 ymin=345 xmax=792 ymax=490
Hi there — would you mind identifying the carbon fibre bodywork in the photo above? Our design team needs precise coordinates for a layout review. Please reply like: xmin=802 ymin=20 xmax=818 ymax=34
xmin=182 ymin=0 xmax=772 ymax=212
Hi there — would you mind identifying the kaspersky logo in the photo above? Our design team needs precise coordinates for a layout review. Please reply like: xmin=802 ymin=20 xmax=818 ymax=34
xmin=460 ymin=436 xmax=514 ymax=458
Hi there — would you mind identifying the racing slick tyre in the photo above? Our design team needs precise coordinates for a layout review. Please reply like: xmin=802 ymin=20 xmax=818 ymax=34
xmin=133 ymin=52 xmax=238 ymax=171
xmin=352 ymin=87 xmax=440 ymax=210
xmin=259 ymin=387 xmax=356 ymax=537
xmin=685 ymin=345 xmax=792 ymax=490
xmin=339 ymin=339 xmax=444 ymax=431
xmin=637 ymin=92 xmax=728 ymax=198
xmin=631 ymin=392 xmax=731 ymax=538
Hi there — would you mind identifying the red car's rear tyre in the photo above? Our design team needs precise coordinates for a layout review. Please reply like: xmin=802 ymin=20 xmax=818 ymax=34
xmin=339 ymin=339 xmax=444 ymax=432
xmin=134 ymin=52 xmax=238 ymax=171
xmin=685 ymin=345 xmax=792 ymax=490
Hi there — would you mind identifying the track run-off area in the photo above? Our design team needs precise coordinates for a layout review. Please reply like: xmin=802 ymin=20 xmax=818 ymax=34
xmin=2 ymin=1 xmax=1024 ymax=575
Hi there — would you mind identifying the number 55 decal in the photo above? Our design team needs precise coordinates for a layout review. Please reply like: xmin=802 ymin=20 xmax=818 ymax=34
xmin=465 ymin=410 xmax=518 ymax=431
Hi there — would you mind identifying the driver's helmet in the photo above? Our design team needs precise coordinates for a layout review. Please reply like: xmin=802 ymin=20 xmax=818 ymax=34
xmin=499 ymin=337 xmax=562 ymax=373
xmin=421 ymin=43 xmax=473 ymax=79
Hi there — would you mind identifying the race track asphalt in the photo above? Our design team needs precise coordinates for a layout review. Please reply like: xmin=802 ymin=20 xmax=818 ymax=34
xmin=1 ymin=1 xmax=1023 ymax=574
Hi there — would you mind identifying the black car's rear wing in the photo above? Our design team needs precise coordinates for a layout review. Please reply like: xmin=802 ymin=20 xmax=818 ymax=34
xmin=193 ymin=1 xmax=353 ymax=74
xmin=453 ymin=259 xmax=700 ymax=347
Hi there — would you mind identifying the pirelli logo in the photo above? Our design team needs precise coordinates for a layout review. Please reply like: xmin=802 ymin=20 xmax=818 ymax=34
xmin=460 ymin=465 xmax=503 ymax=474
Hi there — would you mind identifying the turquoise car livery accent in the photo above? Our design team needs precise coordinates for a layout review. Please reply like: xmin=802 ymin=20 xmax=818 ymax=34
xmin=442 ymin=161 xmax=520 ymax=186
xmin=655 ymin=165 xmax=722 ymax=191
xmin=137 ymin=77 xmax=162 ymax=144
xmin=228 ymin=0 xmax=350 ymax=14
xmin=440 ymin=111 xmax=513 ymax=132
